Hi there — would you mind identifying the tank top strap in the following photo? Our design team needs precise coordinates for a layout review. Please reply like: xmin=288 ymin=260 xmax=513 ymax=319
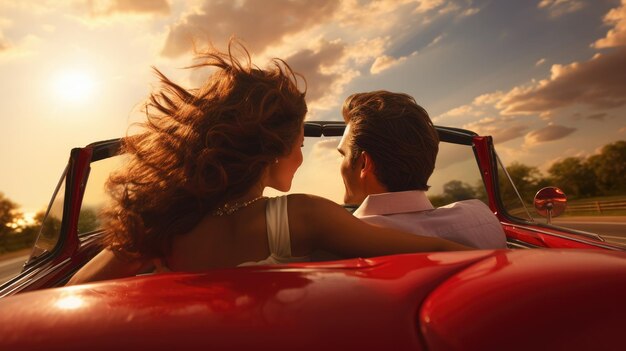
xmin=265 ymin=196 xmax=293 ymax=258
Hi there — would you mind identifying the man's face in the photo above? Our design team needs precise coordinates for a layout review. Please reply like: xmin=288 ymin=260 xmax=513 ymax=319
xmin=337 ymin=123 xmax=368 ymax=205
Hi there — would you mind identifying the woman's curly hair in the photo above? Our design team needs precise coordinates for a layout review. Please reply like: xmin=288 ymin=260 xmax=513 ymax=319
xmin=100 ymin=41 xmax=307 ymax=259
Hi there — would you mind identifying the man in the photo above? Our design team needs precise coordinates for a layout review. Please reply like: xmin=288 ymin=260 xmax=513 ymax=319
xmin=337 ymin=91 xmax=506 ymax=249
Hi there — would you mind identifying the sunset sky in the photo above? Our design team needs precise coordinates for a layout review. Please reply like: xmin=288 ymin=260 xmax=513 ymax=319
xmin=1 ymin=0 xmax=625 ymax=214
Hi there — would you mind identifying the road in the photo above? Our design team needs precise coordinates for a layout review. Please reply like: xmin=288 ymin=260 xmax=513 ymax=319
xmin=551 ymin=217 xmax=626 ymax=246
xmin=0 ymin=255 xmax=28 ymax=285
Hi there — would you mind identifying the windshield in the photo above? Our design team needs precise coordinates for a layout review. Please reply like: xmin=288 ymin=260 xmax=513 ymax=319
xmin=29 ymin=166 xmax=67 ymax=262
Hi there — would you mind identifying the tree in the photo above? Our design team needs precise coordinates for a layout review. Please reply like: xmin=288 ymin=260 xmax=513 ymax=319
xmin=429 ymin=180 xmax=485 ymax=207
xmin=428 ymin=194 xmax=452 ymax=208
xmin=0 ymin=192 xmax=24 ymax=254
xmin=548 ymin=157 xmax=598 ymax=198
xmin=77 ymin=207 xmax=100 ymax=234
xmin=473 ymin=180 xmax=489 ymax=204
xmin=0 ymin=193 xmax=19 ymax=236
xmin=443 ymin=180 xmax=477 ymax=201
xmin=503 ymin=162 xmax=545 ymax=204
xmin=588 ymin=141 xmax=626 ymax=195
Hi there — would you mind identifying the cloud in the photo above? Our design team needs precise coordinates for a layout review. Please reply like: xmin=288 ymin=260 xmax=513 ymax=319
xmin=338 ymin=0 xmax=459 ymax=28
xmin=434 ymin=90 xmax=530 ymax=144
xmin=538 ymin=0 xmax=585 ymax=18
xmin=462 ymin=117 xmax=529 ymax=144
xmin=461 ymin=7 xmax=480 ymax=17
xmin=523 ymin=124 xmax=576 ymax=147
xmin=414 ymin=0 xmax=446 ymax=13
xmin=426 ymin=34 xmax=444 ymax=49
xmin=370 ymin=55 xmax=402 ymax=74
xmin=535 ymin=58 xmax=546 ymax=66
xmin=0 ymin=32 xmax=10 ymax=52
xmin=287 ymin=36 xmax=402 ymax=108
xmin=370 ymin=52 xmax=416 ymax=74
xmin=0 ymin=33 xmax=41 ymax=61
xmin=587 ymin=112 xmax=607 ymax=121
xmin=161 ymin=0 xmax=339 ymax=58
xmin=434 ymin=91 xmax=504 ymax=123
xmin=309 ymin=138 xmax=340 ymax=158
xmin=0 ymin=16 xmax=12 ymax=53
xmin=285 ymin=39 xmax=354 ymax=104
xmin=161 ymin=0 xmax=480 ymax=113
xmin=594 ymin=0 xmax=626 ymax=48
xmin=346 ymin=37 xmax=388 ymax=65
xmin=437 ymin=1 xmax=626 ymax=128
xmin=76 ymin=0 xmax=170 ymax=17
xmin=497 ymin=47 xmax=626 ymax=115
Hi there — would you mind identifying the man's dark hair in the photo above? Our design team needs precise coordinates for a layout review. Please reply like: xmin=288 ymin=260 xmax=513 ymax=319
xmin=342 ymin=90 xmax=439 ymax=192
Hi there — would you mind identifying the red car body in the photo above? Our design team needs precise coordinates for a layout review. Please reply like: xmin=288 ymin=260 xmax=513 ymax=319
xmin=0 ymin=123 xmax=624 ymax=350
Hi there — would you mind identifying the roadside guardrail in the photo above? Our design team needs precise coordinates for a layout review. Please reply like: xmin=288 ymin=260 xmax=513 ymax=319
xmin=564 ymin=200 xmax=626 ymax=215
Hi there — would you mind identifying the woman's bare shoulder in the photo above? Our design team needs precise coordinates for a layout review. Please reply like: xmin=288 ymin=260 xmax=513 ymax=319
xmin=285 ymin=193 xmax=353 ymax=226
xmin=285 ymin=193 xmax=342 ymax=214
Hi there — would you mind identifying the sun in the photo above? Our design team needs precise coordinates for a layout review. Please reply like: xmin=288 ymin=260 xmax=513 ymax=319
xmin=52 ymin=69 xmax=96 ymax=104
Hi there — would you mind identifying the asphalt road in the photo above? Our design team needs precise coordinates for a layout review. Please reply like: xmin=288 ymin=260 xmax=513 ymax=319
xmin=0 ymin=255 xmax=28 ymax=285
xmin=551 ymin=217 xmax=626 ymax=246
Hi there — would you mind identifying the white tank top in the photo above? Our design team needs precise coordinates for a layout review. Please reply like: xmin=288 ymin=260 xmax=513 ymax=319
xmin=238 ymin=196 xmax=310 ymax=266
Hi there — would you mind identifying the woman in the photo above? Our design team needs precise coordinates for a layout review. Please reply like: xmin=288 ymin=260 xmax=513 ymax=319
xmin=68 ymin=41 xmax=468 ymax=285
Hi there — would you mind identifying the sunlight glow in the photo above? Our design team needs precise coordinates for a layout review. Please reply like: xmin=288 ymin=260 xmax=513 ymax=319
xmin=55 ymin=296 xmax=84 ymax=310
xmin=22 ymin=212 xmax=36 ymax=226
xmin=52 ymin=69 xmax=96 ymax=103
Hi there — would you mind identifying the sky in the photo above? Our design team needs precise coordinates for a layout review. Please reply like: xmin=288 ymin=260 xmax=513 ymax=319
xmin=0 ymin=0 xmax=625 ymax=214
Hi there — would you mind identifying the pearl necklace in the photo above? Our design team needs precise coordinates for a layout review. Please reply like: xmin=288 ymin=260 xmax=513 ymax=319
xmin=212 ymin=196 xmax=266 ymax=216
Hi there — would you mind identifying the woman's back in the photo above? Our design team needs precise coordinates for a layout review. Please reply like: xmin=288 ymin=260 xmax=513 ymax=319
xmin=167 ymin=199 xmax=270 ymax=270
xmin=166 ymin=196 xmax=311 ymax=270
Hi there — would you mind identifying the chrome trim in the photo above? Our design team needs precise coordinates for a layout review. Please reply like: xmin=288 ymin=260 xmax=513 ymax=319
xmin=507 ymin=239 xmax=538 ymax=249
xmin=503 ymin=222 xmax=622 ymax=251
xmin=0 ymin=257 xmax=72 ymax=298
xmin=568 ymin=228 xmax=605 ymax=242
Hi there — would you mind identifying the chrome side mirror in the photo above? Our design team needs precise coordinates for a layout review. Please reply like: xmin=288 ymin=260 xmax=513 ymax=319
xmin=534 ymin=187 xmax=567 ymax=224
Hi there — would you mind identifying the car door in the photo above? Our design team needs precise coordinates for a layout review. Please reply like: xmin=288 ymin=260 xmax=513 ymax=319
xmin=0 ymin=140 xmax=120 ymax=297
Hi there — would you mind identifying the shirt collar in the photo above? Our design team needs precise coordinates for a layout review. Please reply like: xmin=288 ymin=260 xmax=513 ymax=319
xmin=353 ymin=190 xmax=434 ymax=217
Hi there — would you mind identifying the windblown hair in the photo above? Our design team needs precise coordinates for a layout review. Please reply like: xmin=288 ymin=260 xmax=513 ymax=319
xmin=342 ymin=90 xmax=439 ymax=192
xmin=101 ymin=41 xmax=307 ymax=259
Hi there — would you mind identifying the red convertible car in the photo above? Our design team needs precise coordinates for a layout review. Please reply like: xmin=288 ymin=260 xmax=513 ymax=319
xmin=0 ymin=122 xmax=624 ymax=350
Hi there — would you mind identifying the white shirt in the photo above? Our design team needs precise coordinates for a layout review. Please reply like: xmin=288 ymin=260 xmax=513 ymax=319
xmin=354 ymin=191 xmax=507 ymax=249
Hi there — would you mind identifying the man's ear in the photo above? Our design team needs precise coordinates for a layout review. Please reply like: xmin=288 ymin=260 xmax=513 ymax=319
xmin=359 ymin=151 xmax=375 ymax=179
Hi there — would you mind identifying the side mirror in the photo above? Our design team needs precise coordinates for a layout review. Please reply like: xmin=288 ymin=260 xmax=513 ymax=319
xmin=533 ymin=187 xmax=567 ymax=224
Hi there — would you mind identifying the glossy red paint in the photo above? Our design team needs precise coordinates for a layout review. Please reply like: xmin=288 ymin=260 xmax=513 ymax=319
xmin=0 ymin=251 xmax=494 ymax=350
xmin=57 ymin=147 xmax=93 ymax=265
xmin=472 ymin=135 xmax=499 ymax=214
xmin=420 ymin=249 xmax=626 ymax=351
xmin=1 ymin=249 xmax=624 ymax=350
xmin=502 ymin=223 xmax=622 ymax=249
